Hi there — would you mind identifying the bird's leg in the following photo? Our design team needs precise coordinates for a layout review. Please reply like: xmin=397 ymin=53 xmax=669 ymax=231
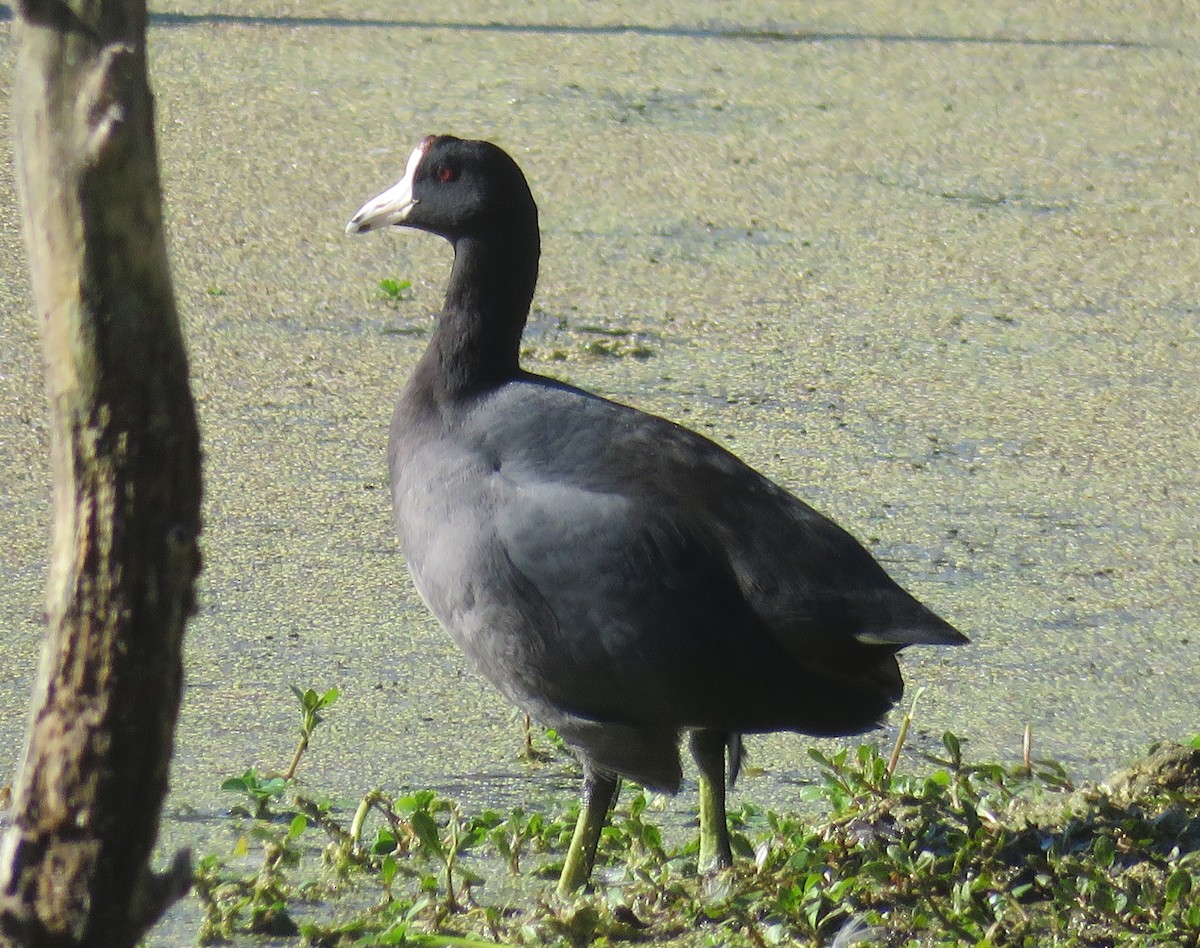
xmin=690 ymin=729 xmax=733 ymax=872
xmin=557 ymin=767 xmax=620 ymax=894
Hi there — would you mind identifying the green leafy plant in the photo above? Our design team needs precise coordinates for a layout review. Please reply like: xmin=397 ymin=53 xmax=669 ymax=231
xmin=284 ymin=685 xmax=338 ymax=780
xmin=194 ymin=811 xmax=309 ymax=941
xmin=400 ymin=792 xmax=487 ymax=914
xmin=484 ymin=806 xmax=542 ymax=875
xmin=198 ymin=686 xmax=1200 ymax=947
xmin=378 ymin=277 xmax=413 ymax=301
xmin=220 ymin=767 xmax=289 ymax=820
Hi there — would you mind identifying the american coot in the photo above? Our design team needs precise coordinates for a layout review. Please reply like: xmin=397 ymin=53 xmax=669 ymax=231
xmin=347 ymin=135 xmax=967 ymax=893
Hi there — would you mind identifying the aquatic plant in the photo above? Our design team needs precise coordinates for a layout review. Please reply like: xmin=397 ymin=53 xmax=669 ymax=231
xmin=195 ymin=687 xmax=1200 ymax=946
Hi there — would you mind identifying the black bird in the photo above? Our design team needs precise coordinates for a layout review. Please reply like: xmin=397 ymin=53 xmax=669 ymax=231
xmin=347 ymin=135 xmax=967 ymax=893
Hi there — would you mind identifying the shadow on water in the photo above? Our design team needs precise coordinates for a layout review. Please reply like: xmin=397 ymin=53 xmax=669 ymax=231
xmin=0 ymin=5 xmax=1151 ymax=49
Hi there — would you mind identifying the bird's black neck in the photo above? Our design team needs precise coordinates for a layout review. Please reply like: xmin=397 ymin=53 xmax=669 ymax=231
xmin=413 ymin=230 xmax=540 ymax=401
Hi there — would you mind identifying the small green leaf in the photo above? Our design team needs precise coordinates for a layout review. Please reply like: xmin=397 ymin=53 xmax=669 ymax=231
xmin=397 ymin=790 xmax=437 ymax=813
xmin=378 ymin=278 xmax=413 ymax=301
xmin=490 ymin=828 xmax=512 ymax=861
xmin=1166 ymin=867 xmax=1192 ymax=902
xmin=287 ymin=814 xmax=307 ymax=840
xmin=372 ymin=826 xmax=398 ymax=855
xmin=255 ymin=777 xmax=289 ymax=798
xmin=380 ymin=854 xmax=397 ymax=887
xmin=410 ymin=810 xmax=445 ymax=859
xmin=807 ymin=748 xmax=835 ymax=769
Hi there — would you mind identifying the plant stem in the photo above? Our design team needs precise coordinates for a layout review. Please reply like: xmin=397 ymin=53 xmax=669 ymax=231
xmin=283 ymin=733 xmax=308 ymax=781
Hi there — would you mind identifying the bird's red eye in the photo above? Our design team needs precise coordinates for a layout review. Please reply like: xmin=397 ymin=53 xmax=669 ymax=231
xmin=435 ymin=165 xmax=455 ymax=183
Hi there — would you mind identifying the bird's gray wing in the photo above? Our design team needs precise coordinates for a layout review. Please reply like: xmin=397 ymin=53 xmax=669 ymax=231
xmin=490 ymin=471 xmax=762 ymax=725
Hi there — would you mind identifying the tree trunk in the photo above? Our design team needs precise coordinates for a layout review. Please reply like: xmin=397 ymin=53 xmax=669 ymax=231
xmin=1 ymin=0 xmax=202 ymax=944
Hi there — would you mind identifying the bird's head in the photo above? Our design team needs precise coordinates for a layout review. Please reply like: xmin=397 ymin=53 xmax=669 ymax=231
xmin=346 ymin=135 xmax=537 ymax=245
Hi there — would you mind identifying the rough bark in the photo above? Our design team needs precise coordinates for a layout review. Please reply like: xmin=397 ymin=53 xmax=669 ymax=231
xmin=2 ymin=0 xmax=202 ymax=944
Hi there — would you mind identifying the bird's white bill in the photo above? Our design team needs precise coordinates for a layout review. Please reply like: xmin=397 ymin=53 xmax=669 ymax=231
xmin=346 ymin=140 xmax=427 ymax=234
